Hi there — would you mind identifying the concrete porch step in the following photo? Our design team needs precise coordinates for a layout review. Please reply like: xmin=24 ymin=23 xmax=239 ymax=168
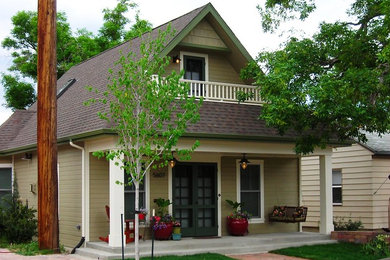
xmin=75 ymin=232 xmax=336 ymax=259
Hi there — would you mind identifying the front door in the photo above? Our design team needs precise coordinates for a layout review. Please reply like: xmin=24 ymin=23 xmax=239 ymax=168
xmin=172 ymin=163 xmax=218 ymax=237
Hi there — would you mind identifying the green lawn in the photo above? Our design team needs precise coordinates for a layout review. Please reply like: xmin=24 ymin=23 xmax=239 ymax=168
xmin=271 ymin=242 xmax=385 ymax=260
xmin=124 ymin=253 xmax=233 ymax=260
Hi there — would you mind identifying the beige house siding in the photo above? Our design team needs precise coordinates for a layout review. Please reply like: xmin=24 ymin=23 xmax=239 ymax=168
xmin=221 ymin=156 xmax=299 ymax=236
xmin=165 ymin=18 xmax=244 ymax=85
xmin=58 ymin=145 xmax=82 ymax=247
xmin=14 ymin=152 xmax=38 ymax=209
xmin=371 ymin=158 xmax=390 ymax=229
xmin=208 ymin=53 xmax=243 ymax=84
xmin=149 ymin=166 xmax=169 ymax=209
xmin=89 ymin=153 xmax=109 ymax=241
xmin=12 ymin=146 xmax=84 ymax=247
xmin=181 ymin=20 xmax=227 ymax=49
xmin=302 ymin=144 xmax=378 ymax=229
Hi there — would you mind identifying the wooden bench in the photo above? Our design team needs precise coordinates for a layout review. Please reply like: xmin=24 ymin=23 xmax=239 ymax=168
xmin=269 ymin=206 xmax=308 ymax=223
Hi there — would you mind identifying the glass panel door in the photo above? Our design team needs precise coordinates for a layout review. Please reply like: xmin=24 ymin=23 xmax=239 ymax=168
xmin=173 ymin=163 xmax=217 ymax=236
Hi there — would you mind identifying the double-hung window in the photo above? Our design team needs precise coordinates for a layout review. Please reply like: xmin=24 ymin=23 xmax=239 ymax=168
xmin=124 ymin=172 xmax=147 ymax=219
xmin=0 ymin=165 xmax=12 ymax=205
xmin=237 ymin=160 xmax=264 ymax=222
xmin=332 ymin=169 xmax=342 ymax=205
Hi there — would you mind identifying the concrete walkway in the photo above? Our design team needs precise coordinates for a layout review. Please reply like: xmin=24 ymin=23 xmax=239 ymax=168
xmin=0 ymin=249 xmax=89 ymax=259
xmin=0 ymin=248 xmax=306 ymax=260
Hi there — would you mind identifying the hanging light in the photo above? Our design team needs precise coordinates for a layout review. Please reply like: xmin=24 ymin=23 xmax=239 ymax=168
xmin=172 ymin=55 xmax=181 ymax=64
xmin=168 ymin=152 xmax=178 ymax=168
xmin=240 ymin=153 xmax=250 ymax=170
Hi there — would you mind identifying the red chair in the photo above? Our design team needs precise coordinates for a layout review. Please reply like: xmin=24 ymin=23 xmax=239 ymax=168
xmin=99 ymin=205 xmax=135 ymax=243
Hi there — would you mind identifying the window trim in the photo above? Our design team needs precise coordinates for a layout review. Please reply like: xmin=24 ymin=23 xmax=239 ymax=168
xmin=123 ymin=171 xmax=150 ymax=222
xmin=236 ymin=159 xmax=264 ymax=224
xmin=0 ymin=164 xmax=13 ymax=199
xmin=332 ymin=169 xmax=342 ymax=206
xmin=180 ymin=51 xmax=209 ymax=81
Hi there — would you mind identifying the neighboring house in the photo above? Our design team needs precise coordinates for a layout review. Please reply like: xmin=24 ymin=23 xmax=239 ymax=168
xmin=0 ymin=3 xmax=340 ymax=248
xmin=302 ymin=133 xmax=390 ymax=230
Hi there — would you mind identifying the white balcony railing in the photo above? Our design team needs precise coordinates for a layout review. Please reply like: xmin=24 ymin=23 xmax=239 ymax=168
xmin=181 ymin=79 xmax=262 ymax=105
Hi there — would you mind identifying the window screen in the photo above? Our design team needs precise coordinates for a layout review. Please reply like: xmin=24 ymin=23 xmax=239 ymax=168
xmin=332 ymin=169 xmax=342 ymax=204
xmin=240 ymin=164 xmax=261 ymax=217
xmin=0 ymin=167 xmax=12 ymax=204
xmin=124 ymin=172 xmax=146 ymax=219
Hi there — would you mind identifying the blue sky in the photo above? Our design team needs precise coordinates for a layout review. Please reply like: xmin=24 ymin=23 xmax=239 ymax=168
xmin=0 ymin=0 xmax=353 ymax=125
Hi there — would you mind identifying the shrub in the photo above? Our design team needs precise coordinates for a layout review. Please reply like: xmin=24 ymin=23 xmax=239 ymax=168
xmin=363 ymin=234 xmax=390 ymax=257
xmin=0 ymin=184 xmax=37 ymax=243
xmin=333 ymin=217 xmax=363 ymax=231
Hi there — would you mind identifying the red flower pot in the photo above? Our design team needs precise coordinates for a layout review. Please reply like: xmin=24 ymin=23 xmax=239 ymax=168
xmin=154 ymin=222 xmax=173 ymax=240
xmin=139 ymin=213 xmax=145 ymax=220
xmin=227 ymin=217 xmax=248 ymax=236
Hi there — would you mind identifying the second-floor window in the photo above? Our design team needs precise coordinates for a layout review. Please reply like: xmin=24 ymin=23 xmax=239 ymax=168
xmin=332 ymin=169 xmax=342 ymax=205
xmin=184 ymin=56 xmax=205 ymax=81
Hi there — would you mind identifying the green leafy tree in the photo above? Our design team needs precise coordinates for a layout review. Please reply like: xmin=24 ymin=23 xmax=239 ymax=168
xmin=1 ymin=74 xmax=36 ymax=110
xmin=248 ymin=0 xmax=390 ymax=154
xmin=86 ymin=25 xmax=202 ymax=260
xmin=97 ymin=0 xmax=138 ymax=49
xmin=1 ymin=0 xmax=152 ymax=111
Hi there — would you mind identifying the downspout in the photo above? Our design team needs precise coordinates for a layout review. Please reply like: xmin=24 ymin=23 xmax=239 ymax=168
xmin=69 ymin=140 xmax=85 ymax=254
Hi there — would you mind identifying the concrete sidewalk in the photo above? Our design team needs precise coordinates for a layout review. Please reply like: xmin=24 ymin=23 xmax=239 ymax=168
xmin=0 ymin=249 xmax=88 ymax=259
xmin=0 ymin=248 xmax=307 ymax=260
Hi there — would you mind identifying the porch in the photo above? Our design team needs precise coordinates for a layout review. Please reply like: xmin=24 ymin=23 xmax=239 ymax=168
xmin=75 ymin=232 xmax=336 ymax=259
xmin=84 ymin=137 xmax=334 ymax=248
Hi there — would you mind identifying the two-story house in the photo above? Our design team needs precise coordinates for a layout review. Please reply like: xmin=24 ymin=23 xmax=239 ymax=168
xmin=0 ymin=3 xmax=338 ymax=249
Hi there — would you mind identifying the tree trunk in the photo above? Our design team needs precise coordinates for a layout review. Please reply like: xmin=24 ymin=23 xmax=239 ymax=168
xmin=134 ymin=180 xmax=140 ymax=260
xmin=37 ymin=0 xmax=59 ymax=252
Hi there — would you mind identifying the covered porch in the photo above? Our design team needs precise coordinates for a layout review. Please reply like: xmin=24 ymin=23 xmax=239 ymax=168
xmin=82 ymin=135 xmax=334 ymax=248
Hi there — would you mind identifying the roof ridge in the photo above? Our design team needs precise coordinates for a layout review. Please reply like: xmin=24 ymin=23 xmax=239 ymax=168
xmin=61 ymin=3 xmax=209 ymax=77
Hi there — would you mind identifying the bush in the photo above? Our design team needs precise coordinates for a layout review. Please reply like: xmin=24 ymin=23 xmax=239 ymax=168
xmin=333 ymin=217 xmax=363 ymax=231
xmin=0 ymin=184 xmax=37 ymax=244
xmin=363 ymin=234 xmax=390 ymax=257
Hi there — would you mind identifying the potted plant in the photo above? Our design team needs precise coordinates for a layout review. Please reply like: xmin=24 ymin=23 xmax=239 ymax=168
xmin=225 ymin=199 xmax=250 ymax=236
xmin=152 ymin=198 xmax=174 ymax=240
xmin=172 ymin=221 xmax=181 ymax=240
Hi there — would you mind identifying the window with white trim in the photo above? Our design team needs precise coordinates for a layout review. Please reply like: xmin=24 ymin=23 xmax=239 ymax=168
xmin=0 ymin=166 xmax=12 ymax=205
xmin=237 ymin=160 xmax=264 ymax=222
xmin=124 ymin=172 xmax=146 ymax=219
xmin=332 ymin=169 xmax=342 ymax=205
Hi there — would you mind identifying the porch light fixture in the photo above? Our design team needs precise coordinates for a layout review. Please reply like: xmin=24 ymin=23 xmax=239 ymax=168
xmin=240 ymin=153 xmax=250 ymax=170
xmin=22 ymin=153 xmax=32 ymax=160
xmin=168 ymin=152 xmax=178 ymax=168
xmin=172 ymin=55 xmax=181 ymax=64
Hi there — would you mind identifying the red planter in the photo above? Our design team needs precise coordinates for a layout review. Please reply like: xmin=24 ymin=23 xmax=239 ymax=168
xmin=227 ymin=217 xmax=248 ymax=236
xmin=139 ymin=213 xmax=145 ymax=220
xmin=154 ymin=222 xmax=173 ymax=240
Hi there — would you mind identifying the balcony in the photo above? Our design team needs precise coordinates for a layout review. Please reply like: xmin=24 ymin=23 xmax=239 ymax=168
xmin=181 ymin=79 xmax=262 ymax=105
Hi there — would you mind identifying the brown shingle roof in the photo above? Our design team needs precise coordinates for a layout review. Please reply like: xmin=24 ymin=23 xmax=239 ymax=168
xmin=0 ymin=3 xmax=298 ymax=154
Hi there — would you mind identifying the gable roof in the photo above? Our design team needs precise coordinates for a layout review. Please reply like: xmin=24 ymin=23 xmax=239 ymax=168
xmin=0 ymin=3 xmax=325 ymax=155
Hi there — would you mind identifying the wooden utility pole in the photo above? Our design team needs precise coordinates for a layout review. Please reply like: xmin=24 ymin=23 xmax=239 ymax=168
xmin=37 ymin=0 xmax=59 ymax=251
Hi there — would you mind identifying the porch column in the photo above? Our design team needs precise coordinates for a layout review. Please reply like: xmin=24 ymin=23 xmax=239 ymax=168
xmin=109 ymin=155 xmax=125 ymax=247
xmin=319 ymin=155 xmax=333 ymax=234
